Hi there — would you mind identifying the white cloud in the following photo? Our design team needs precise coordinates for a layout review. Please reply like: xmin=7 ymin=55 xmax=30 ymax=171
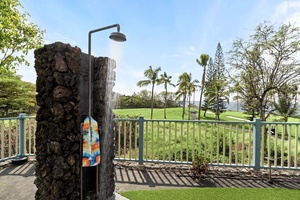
xmin=171 ymin=45 xmax=197 ymax=58
xmin=182 ymin=45 xmax=196 ymax=55
xmin=283 ymin=12 xmax=300 ymax=26
xmin=272 ymin=0 xmax=300 ymax=25
xmin=273 ymin=1 xmax=300 ymax=18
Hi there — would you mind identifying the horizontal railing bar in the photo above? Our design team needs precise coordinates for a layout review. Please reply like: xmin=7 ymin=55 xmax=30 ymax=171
xmin=0 ymin=155 xmax=18 ymax=162
xmin=262 ymin=121 xmax=300 ymax=125
xmin=114 ymin=118 xmax=254 ymax=125
xmin=113 ymin=118 xmax=139 ymax=122
xmin=0 ymin=116 xmax=35 ymax=121
xmin=114 ymin=118 xmax=300 ymax=126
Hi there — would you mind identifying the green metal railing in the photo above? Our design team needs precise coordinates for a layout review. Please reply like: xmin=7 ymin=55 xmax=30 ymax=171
xmin=1 ymin=114 xmax=299 ymax=171
xmin=114 ymin=117 xmax=300 ymax=171
xmin=0 ymin=114 xmax=36 ymax=162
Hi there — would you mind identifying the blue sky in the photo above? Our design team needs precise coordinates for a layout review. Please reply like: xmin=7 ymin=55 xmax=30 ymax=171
xmin=18 ymin=0 xmax=300 ymax=99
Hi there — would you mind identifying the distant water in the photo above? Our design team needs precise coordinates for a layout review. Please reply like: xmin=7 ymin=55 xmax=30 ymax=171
xmin=226 ymin=101 xmax=243 ymax=112
xmin=185 ymin=101 xmax=242 ymax=112
xmin=190 ymin=101 xmax=300 ymax=114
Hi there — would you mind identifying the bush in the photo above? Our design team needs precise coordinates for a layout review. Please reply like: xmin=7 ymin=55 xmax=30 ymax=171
xmin=190 ymin=155 xmax=210 ymax=181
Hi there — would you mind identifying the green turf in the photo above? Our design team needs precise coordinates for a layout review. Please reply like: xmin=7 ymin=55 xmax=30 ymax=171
xmin=113 ymin=107 xmax=244 ymax=121
xmin=120 ymin=188 xmax=300 ymax=200
xmin=113 ymin=107 xmax=300 ymax=122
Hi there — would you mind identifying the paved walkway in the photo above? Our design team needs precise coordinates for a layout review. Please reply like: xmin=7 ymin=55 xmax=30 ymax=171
xmin=0 ymin=161 xmax=300 ymax=200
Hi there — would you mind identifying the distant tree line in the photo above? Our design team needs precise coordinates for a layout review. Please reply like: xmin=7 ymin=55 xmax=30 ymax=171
xmin=113 ymin=90 xmax=180 ymax=110
xmin=0 ymin=71 xmax=37 ymax=117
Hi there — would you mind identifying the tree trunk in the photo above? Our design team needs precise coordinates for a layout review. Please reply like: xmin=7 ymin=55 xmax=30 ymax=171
xmin=164 ymin=84 xmax=167 ymax=119
xmin=216 ymin=96 xmax=220 ymax=120
xmin=198 ymin=86 xmax=204 ymax=120
xmin=259 ymin=101 xmax=268 ymax=156
xmin=188 ymin=95 xmax=191 ymax=120
xmin=182 ymin=95 xmax=186 ymax=120
xmin=198 ymin=68 xmax=206 ymax=120
xmin=150 ymin=83 xmax=154 ymax=119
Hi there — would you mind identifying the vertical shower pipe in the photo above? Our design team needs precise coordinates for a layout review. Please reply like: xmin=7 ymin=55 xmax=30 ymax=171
xmin=83 ymin=24 xmax=126 ymax=199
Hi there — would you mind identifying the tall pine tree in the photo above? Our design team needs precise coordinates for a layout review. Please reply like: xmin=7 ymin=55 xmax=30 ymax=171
xmin=208 ymin=43 xmax=228 ymax=120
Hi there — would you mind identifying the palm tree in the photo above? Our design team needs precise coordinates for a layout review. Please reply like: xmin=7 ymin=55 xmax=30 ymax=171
xmin=186 ymin=74 xmax=199 ymax=120
xmin=196 ymin=54 xmax=209 ymax=120
xmin=158 ymin=72 xmax=175 ymax=119
xmin=137 ymin=66 xmax=161 ymax=119
xmin=176 ymin=72 xmax=199 ymax=120
xmin=176 ymin=72 xmax=189 ymax=120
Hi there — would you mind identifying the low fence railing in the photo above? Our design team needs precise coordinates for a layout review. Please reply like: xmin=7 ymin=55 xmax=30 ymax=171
xmin=1 ymin=114 xmax=299 ymax=171
xmin=0 ymin=114 xmax=36 ymax=161
xmin=114 ymin=117 xmax=300 ymax=171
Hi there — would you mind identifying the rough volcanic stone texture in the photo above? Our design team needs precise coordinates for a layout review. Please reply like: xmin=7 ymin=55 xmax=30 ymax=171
xmin=34 ymin=42 xmax=116 ymax=200
xmin=93 ymin=57 xmax=116 ymax=200
xmin=34 ymin=42 xmax=81 ymax=200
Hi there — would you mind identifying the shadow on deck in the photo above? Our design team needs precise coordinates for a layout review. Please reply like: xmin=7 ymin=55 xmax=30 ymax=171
xmin=114 ymin=163 xmax=300 ymax=192
xmin=0 ymin=161 xmax=300 ymax=200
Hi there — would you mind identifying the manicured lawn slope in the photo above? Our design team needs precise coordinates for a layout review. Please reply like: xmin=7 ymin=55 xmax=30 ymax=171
xmin=113 ymin=107 xmax=300 ymax=122
xmin=121 ymin=188 xmax=300 ymax=200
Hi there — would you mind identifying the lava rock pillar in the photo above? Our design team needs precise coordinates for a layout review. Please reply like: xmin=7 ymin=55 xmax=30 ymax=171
xmin=34 ymin=42 xmax=116 ymax=200
xmin=34 ymin=42 xmax=81 ymax=200
xmin=93 ymin=57 xmax=116 ymax=199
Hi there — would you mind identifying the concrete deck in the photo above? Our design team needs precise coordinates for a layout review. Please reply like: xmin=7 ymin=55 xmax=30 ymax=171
xmin=1 ymin=161 xmax=299 ymax=200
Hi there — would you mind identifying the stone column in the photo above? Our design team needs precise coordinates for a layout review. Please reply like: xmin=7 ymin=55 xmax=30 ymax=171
xmin=93 ymin=57 xmax=116 ymax=200
xmin=34 ymin=42 xmax=116 ymax=200
xmin=34 ymin=42 xmax=81 ymax=200
xmin=79 ymin=56 xmax=116 ymax=199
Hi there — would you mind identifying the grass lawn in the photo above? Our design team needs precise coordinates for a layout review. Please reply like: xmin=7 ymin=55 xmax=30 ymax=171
xmin=113 ymin=107 xmax=244 ymax=121
xmin=113 ymin=107 xmax=300 ymax=122
xmin=120 ymin=188 xmax=300 ymax=200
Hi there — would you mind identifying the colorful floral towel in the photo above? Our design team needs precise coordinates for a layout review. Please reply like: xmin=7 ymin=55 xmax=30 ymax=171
xmin=82 ymin=116 xmax=100 ymax=167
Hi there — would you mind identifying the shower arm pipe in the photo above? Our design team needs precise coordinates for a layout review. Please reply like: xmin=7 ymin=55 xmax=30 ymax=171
xmin=88 ymin=24 xmax=120 ymax=118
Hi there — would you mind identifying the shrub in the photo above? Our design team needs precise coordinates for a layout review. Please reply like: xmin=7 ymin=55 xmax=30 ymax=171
xmin=190 ymin=155 xmax=210 ymax=181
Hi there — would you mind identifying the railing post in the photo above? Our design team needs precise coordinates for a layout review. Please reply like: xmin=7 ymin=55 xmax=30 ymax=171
xmin=138 ymin=116 xmax=144 ymax=165
xmin=19 ymin=113 xmax=26 ymax=157
xmin=253 ymin=118 xmax=261 ymax=171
